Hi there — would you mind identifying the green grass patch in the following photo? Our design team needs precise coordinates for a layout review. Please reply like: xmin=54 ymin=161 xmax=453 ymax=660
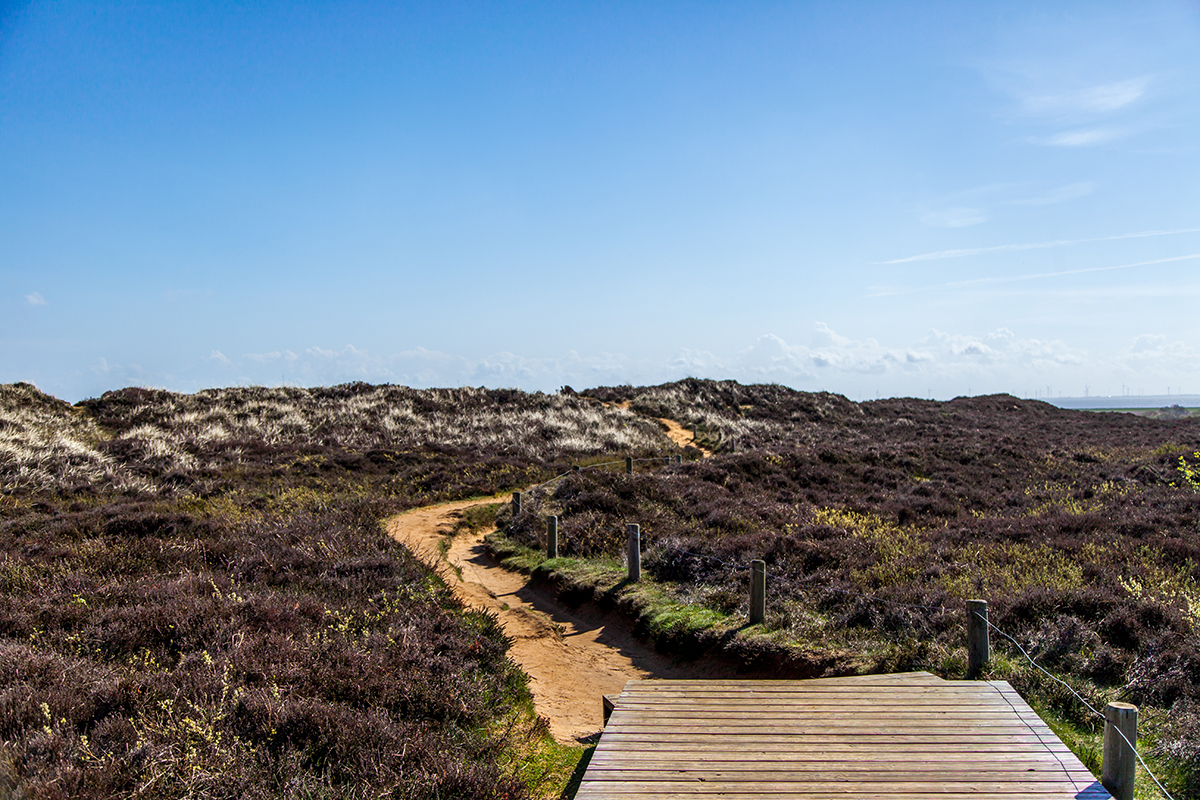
xmin=493 ymin=710 xmax=590 ymax=800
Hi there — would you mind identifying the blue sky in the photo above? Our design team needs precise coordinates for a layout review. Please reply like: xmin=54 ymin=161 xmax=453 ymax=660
xmin=3 ymin=1 xmax=1199 ymax=402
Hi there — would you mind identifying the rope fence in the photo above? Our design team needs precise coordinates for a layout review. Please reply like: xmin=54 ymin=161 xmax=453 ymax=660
xmin=502 ymin=453 xmax=1176 ymax=798
xmin=649 ymin=536 xmax=1172 ymax=799
xmin=644 ymin=537 xmax=1173 ymax=800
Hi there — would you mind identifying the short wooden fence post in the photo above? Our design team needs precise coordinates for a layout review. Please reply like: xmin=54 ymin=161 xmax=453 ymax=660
xmin=626 ymin=456 xmax=633 ymax=474
xmin=546 ymin=515 xmax=558 ymax=559
xmin=966 ymin=599 xmax=989 ymax=678
xmin=511 ymin=492 xmax=522 ymax=522
xmin=626 ymin=524 xmax=641 ymax=582
xmin=1102 ymin=702 xmax=1138 ymax=800
xmin=749 ymin=560 xmax=766 ymax=624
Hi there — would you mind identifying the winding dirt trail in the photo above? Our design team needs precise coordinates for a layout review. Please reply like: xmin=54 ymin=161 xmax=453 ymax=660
xmin=387 ymin=497 xmax=709 ymax=743
xmin=606 ymin=400 xmax=713 ymax=458
xmin=657 ymin=416 xmax=712 ymax=457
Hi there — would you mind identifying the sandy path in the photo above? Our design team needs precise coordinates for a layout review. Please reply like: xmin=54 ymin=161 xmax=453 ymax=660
xmin=657 ymin=416 xmax=713 ymax=457
xmin=606 ymin=400 xmax=713 ymax=458
xmin=387 ymin=497 xmax=705 ymax=743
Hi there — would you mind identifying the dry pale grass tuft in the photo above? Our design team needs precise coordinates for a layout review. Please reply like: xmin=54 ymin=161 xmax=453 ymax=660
xmin=82 ymin=384 xmax=668 ymax=473
xmin=0 ymin=383 xmax=152 ymax=496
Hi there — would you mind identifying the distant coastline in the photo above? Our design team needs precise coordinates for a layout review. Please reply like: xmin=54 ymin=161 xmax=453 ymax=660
xmin=1047 ymin=394 xmax=1200 ymax=410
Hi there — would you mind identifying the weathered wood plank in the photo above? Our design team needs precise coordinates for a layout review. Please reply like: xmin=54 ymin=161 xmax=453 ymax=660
xmin=582 ymin=769 xmax=1099 ymax=781
xmin=575 ymin=788 xmax=1112 ymax=800
xmin=627 ymin=672 xmax=944 ymax=685
xmin=607 ymin=711 xmax=1053 ymax=721
xmin=577 ymin=780 xmax=1104 ymax=792
xmin=587 ymin=754 xmax=1084 ymax=766
xmin=580 ymin=676 xmax=1109 ymax=800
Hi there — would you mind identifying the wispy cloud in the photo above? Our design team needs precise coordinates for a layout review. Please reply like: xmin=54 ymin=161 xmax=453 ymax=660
xmin=881 ymin=225 xmax=1200 ymax=264
xmin=1029 ymin=128 xmax=1122 ymax=147
xmin=1008 ymin=182 xmax=1093 ymax=206
xmin=945 ymin=253 xmax=1200 ymax=287
xmin=244 ymin=350 xmax=298 ymax=363
xmin=919 ymin=207 xmax=987 ymax=228
xmin=869 ymin=253 xmax=1200 ymax=297
xmin=1020 ymin=78 xmax=1150 ymax=118
xmin=1116 ymin=334 xmax=1200 ymax=375
xmin=25 ymin=292 xmax=46 ymax=306
xmin=110 ymin=325 xmax=1200 ymax=401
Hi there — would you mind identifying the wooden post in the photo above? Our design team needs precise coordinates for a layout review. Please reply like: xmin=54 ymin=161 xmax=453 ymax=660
xmin=546 ymin=515 xmax=558 ymax=559
xmin=512 ymin=491 xmax=522 ymax=518
xmin=1102 ymin=702 xmax=1138 ymax=800
xmin=626 ymin=456 xmax=633 ymax=474
xmin=749 ymin=560 xmax=766 ymax=624
xmin=966 ymin=599 xmax=989 ymax=678
xmin=626 ymin=524 xmax=641 ymax=582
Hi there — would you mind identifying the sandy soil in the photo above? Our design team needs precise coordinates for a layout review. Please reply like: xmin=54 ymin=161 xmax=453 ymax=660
xmin=656 ymin=416 xmax=713 ymax=457
xmin=604 ymin=400 xmax=713 ymax=458
xmin=387 ymin=497 xmax=710 ymax=743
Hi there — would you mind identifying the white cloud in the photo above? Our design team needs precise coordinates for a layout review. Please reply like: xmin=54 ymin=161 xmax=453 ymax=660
xmin=1115 ymin=335 xmax=1200 ymax=373
xmin=243 ymin=350 xmax=298 ymax=363
xmin=1009 ymin=182 xmax=1094 ymax=206
xmin=25 ymin=292 xmax=46 ymax=306
xmin=156 ymin=325 xmax=1197 ymax=403
xmin=882 ymin=226 xmax=1200 ymax=264
xmin=89 ymin=357 xmax=147 ymax=382
xmin=1030 ymin=128 xmax=1121 ymax=147
xmin=1021 ymin=78 xmax=1150 ymax=117
xmin=731 ymin=334 xmax=817 ymax=380
xmin=920 ymin=207 xmax=987 ymax=228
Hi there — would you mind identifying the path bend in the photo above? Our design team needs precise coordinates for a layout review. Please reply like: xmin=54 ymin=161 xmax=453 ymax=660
xmin=387 ymin=497 xmax=705 ymax=743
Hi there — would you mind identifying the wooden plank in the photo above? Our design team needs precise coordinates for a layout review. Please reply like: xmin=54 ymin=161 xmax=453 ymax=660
xmin=583 ymin=766 xmax=1094 ymax=777
xmin=576 ymin=788 xmax=1112 ymax=800
xmin=577 ymin=781 xmax=1104 ymax=793
xmin=588 ymin=753 xmax=1085 ymax=765
xmin=580 ymin=676 xmax=1109 ymax=800
xmin=607 ymin=710 xmax=1054 ymax=721
xmin=626 ymin=672 xmax=943 ymax=684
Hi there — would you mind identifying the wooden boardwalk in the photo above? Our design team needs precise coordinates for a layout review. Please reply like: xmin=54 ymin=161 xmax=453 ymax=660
xmin=578 ymin=672 xmax=1111 ymax=799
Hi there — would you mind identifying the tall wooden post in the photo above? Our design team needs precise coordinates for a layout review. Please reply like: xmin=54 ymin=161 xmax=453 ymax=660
xmin=626 ymin=457 xmax=633 ymax=474
xmin=1102 ymin=702 xmax=1138 ymax=800
xmin=749 ymin=560 xmax=766 ymax=624
xmin=512 ymin=491 xmax=522 ymax=518
xmin=626 ymin=524 xmax=641 ymax=582
xmin=967 ymin=599 xmax=989 ymax=678
xmin=546 ymin=515 xmax=558 ymax=559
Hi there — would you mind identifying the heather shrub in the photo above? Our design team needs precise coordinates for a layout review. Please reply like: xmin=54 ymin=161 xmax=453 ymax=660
xmin=0 ymin=496 xmax=533 ymax=798
xmin=562 ymin=381 xmax=1200 ymax=790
